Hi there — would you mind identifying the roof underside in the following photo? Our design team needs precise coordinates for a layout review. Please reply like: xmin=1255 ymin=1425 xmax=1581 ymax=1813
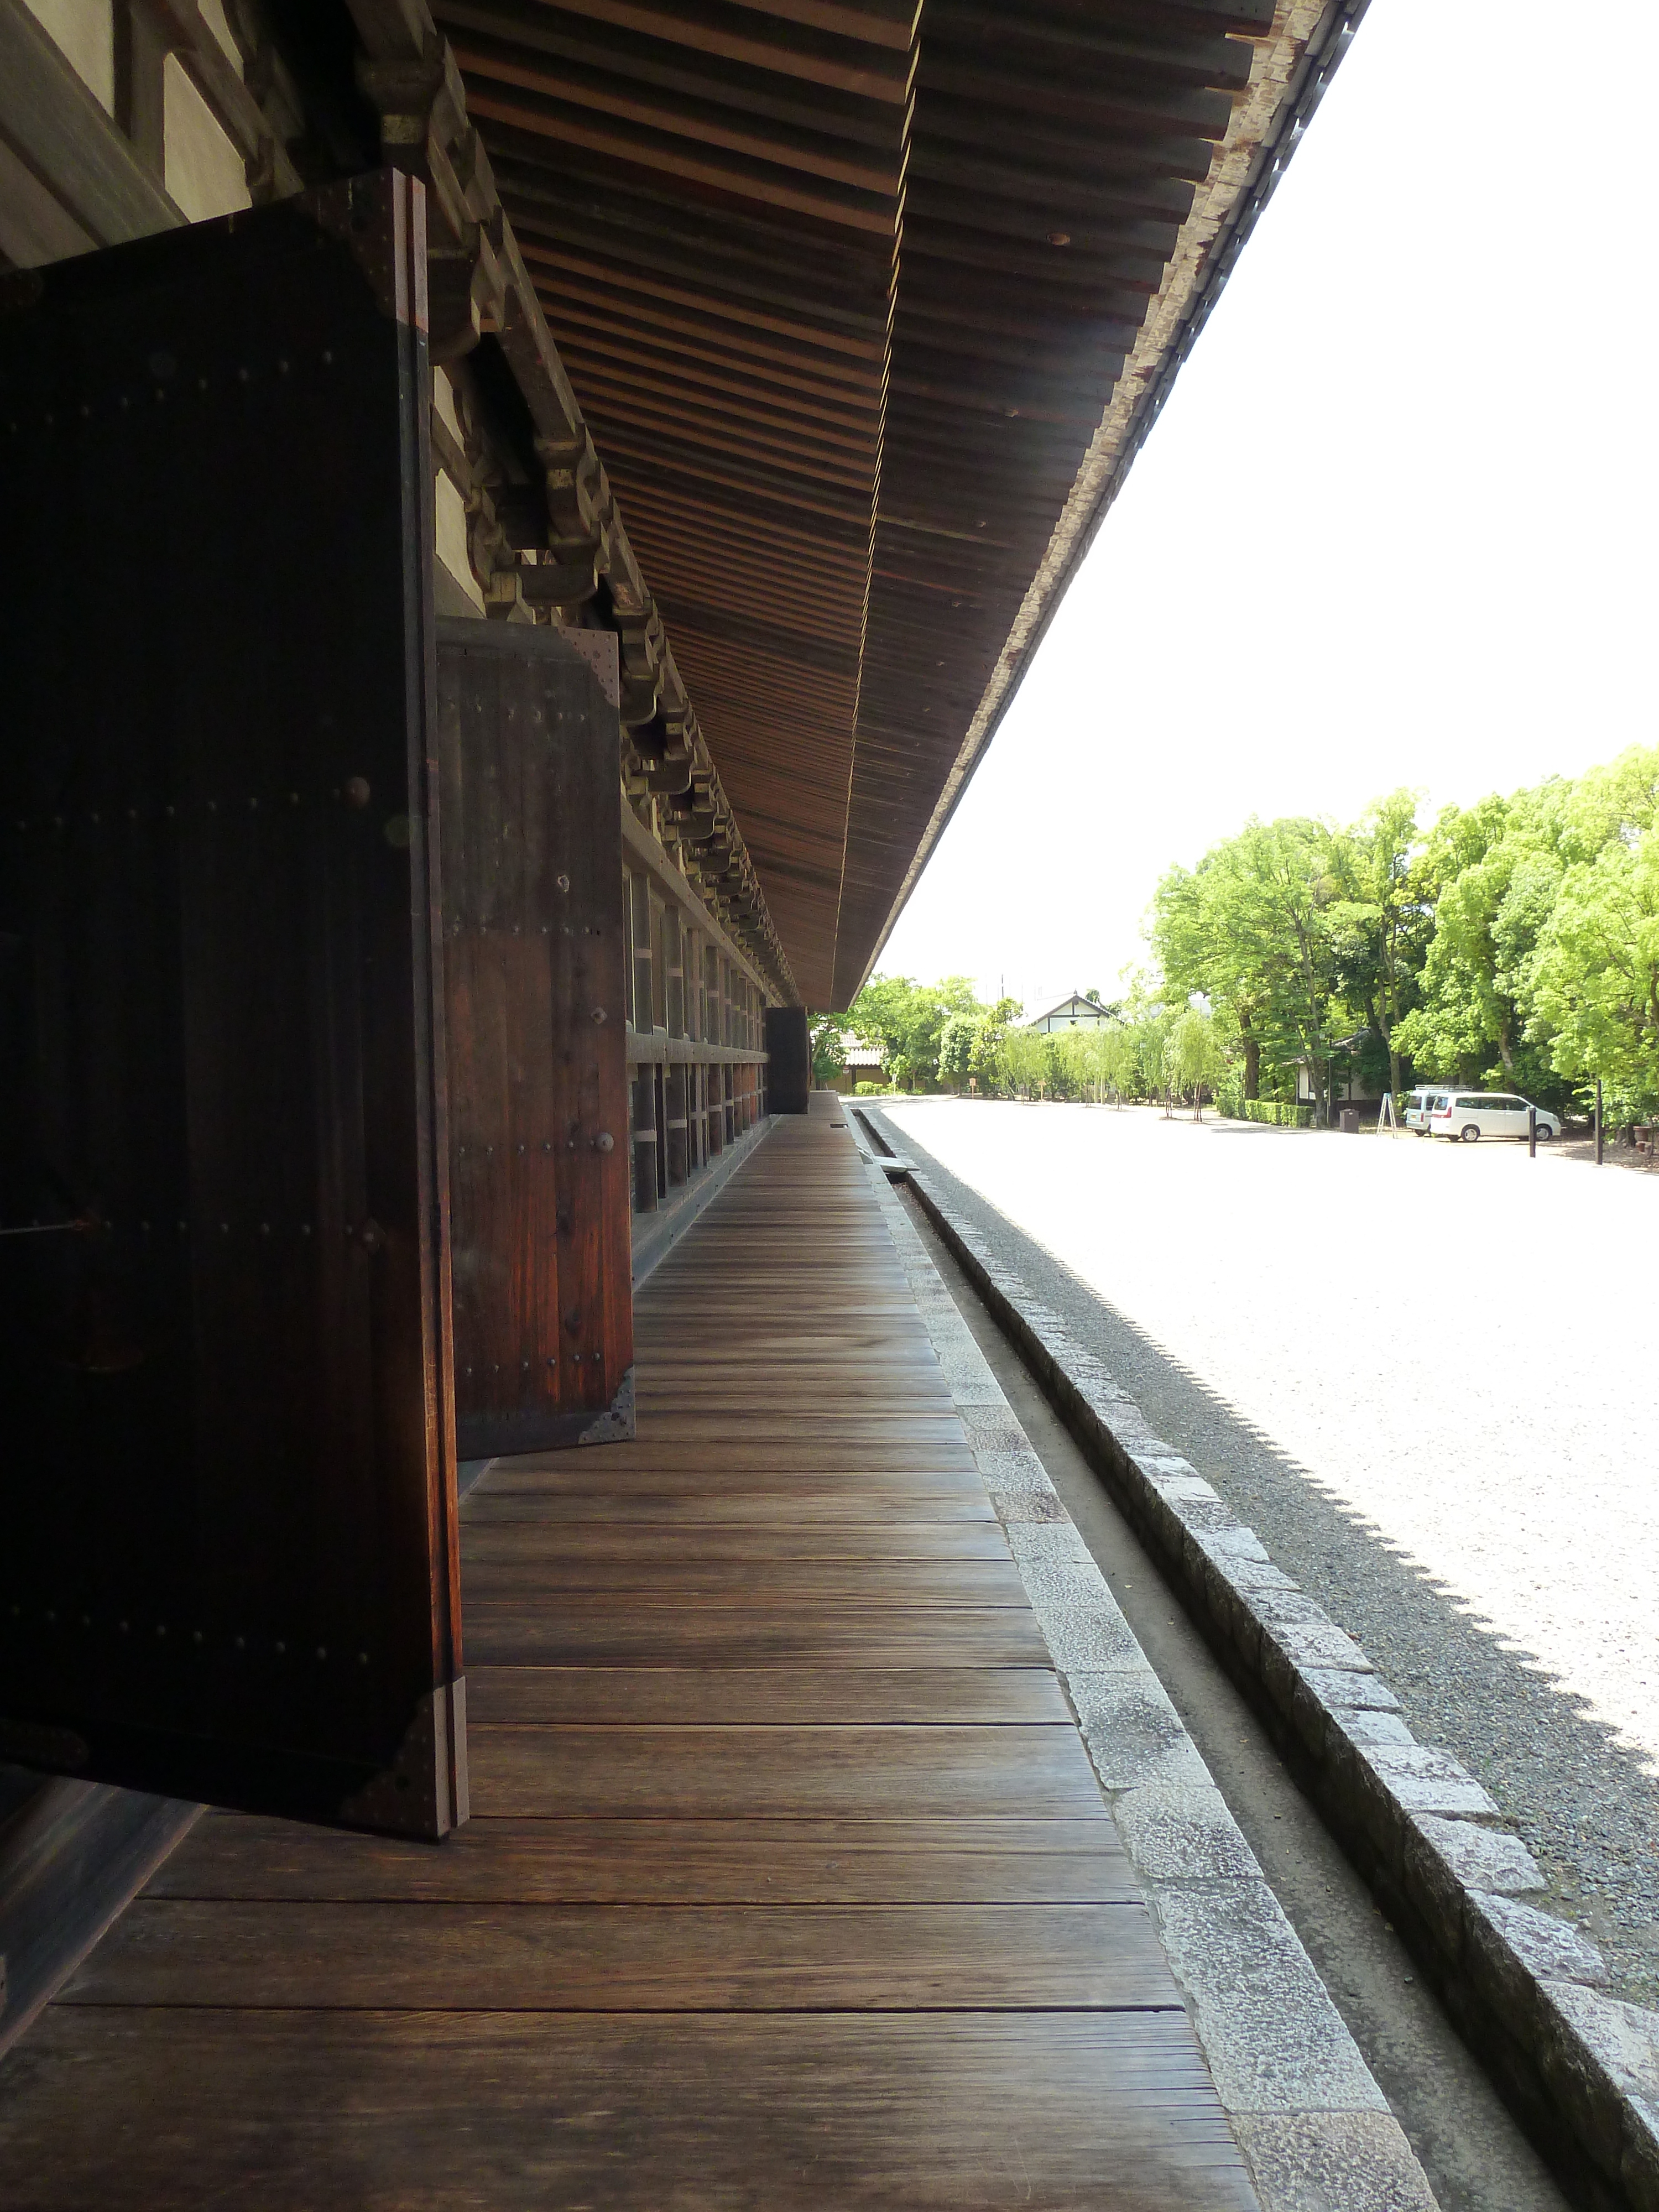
xmin=436 ymin=0 xmax=1340 ymax=1006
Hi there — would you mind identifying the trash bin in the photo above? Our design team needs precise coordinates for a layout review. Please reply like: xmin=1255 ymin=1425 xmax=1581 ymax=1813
xmin=1340 ymin=1108 xmax=1359 ymax=1134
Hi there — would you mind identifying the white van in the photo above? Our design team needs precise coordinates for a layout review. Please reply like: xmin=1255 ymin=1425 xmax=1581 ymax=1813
xmin=1415 ymin=1091 xmax=1559 ymax=1142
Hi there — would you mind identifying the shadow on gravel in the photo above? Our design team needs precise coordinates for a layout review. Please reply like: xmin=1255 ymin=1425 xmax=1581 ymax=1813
xmin=886 ymin=1118 xmax=1659 ymax=2011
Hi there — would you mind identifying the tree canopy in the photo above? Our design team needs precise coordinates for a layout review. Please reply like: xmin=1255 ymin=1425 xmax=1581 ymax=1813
xmin=836 ymin=745 xmax=1659 ymax=1128
xmin=1152 ymin=749 xmax=1659 ymax=1125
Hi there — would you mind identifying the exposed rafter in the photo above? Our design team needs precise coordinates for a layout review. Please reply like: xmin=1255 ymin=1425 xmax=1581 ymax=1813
xmin=337 ymin=0 xmax=1361 ymax=1009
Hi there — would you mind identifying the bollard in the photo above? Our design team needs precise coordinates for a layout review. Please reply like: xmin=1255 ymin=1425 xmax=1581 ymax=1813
xmin=1528 ymin=1105 xmax=1536 ymax=1158
xmin=1595 ymin=1076 xmax=1604 ymax=1165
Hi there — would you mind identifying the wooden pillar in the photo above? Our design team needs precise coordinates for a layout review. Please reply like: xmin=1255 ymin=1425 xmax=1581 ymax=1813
xmin=765 ymin=1006 xmax=811 ymax=1114
xmin=436 ymin=622 xmax=633 ymax=1454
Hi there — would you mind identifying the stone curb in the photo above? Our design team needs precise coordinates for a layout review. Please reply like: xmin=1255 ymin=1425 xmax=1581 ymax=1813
xmin=854 ymin=1144 xmax=1439 ymax=2212
xmin=867 ymin=1120 xmax=1659 ymax=2212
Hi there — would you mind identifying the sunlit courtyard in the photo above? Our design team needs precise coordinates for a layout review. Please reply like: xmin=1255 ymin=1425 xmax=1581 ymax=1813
xmin=882 ymin=1099 xmax=1659 ymax=1775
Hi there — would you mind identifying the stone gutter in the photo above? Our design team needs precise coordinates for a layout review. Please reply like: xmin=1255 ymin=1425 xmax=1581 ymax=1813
xmin=850 ymin=1129 xmax=1438 ymax=2210
xmin=855 ymin=1110 xmax=1659 ymax=2212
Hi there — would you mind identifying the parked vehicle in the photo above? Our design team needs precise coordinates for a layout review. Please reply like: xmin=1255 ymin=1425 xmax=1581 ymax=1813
xmin=1402 ymin=1088 xmax=1438 ymax=1134
xmin=1419 ymin=1092 xmax=1558 ymax=1143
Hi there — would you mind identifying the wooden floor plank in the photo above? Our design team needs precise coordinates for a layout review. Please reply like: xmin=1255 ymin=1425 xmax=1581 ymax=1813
xmin=463 ymin=1600 xmax=1052 ymax=1667
xmin=462 ymin=1485 xmax=1000 ymax=1525
xmin=633 ymin=1413 xmax=970 ymax=1443
xmin=66 ymin=1898 xmax=1178 ymax=2011
xmin=148 ymin=1815 xmax=1137 ymax=1903
xmin=463 ymin=1662 xmax=1063 ymax=1725
xmin=460 ymin=1522 xmax=1016 ymax=1564
xmin=474 ymin=1444 xmax=984 ymax=1479
xmin=0 ymin=2011 xmax=1259 ymax=2210
xmin=460 ymin=1557 xmax=1032 ymax=1604
xmin=468 ymin=1723 xmax=1108 ymax=1819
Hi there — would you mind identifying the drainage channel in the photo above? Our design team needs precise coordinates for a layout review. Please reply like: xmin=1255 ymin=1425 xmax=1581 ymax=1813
xmin=889 ymin=1172 xmax=1569 ymax=2212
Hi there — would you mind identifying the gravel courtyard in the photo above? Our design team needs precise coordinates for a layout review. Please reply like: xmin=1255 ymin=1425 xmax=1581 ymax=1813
xmin=878 ymin=1097 xmax=1659 ymax=2001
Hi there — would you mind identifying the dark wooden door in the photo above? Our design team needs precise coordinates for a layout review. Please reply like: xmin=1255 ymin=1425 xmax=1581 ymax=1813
xmin=437 ymin=622 xmax=633 ymax=1457
xmin=0 ymin=174 xmax=465 ymax=1837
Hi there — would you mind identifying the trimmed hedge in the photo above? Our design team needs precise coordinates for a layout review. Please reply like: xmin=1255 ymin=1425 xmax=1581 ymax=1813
xmin=1234 ymin=1098 xmax=1314 ymax=1129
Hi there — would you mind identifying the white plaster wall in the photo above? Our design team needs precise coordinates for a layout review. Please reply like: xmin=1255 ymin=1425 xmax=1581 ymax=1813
xmin=21 ymin=0 xmax=113 ymax=113
xmin=163 ymin=55 xmax=249 ymax=224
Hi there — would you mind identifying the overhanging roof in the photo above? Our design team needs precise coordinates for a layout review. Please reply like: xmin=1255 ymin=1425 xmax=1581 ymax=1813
xmin=353 ymin=0 xmax=1365 ymax=1007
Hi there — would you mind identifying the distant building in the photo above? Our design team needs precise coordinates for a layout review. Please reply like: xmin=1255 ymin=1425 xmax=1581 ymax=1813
xmin=1292 ymin=1058 xmax=1365 ymax=1107
xmin=1290 ymin=1056 xmax=1383 ymax=1123
xmin=1026 ymin=993 xmax=1112 ymax=1034
xmin=833 ymin=1035 xmax=887 ymax=1091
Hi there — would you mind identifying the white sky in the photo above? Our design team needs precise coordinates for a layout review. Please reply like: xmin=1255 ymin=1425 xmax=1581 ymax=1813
xmin=879 ymin=0 xmax=1659 ymax=1018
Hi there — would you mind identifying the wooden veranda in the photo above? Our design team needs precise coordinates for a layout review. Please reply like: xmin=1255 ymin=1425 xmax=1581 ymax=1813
xmin=0 ymin=1102 xmax=1255 ymax=2209
xmin=0 ymin=2 xmax=1371 ymax=2192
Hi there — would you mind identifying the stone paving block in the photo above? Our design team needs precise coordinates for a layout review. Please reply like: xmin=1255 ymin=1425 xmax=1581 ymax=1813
xmin=1408 ymin=1815 xmax=1542 ymax=1895
xmin=1303 ymin=1668 xmax=1400 ymax=1710
xmin=1270 ymin=1622 xmax=1374 ymax=1673
xmin=957 ymin=1405 xmax=1028 ymax=1455
xmin=1534 ymin=1980 xmax=1659 ymax=2206
xmin=1148 ymin=1471 xmax=1221 ymax=1504
xmin=1110 ymin=1425 xmax=1177 ymax=1460
xmin=1204 ymin=1553 xmax=1298 ymax=1594
xmin=1150 ymin=1879 xmax=1387 ymax=2116
xmin=1541 ymin=1980 xmax=1659 ymax=2099
xmin=1026 ymin=1589 xmax=1144 ymax=1669
xmin=1249 ymin=1589 xmax=1337 ymax=1630
xmin=1003 ymin=1521 xmax=1092 ymax=1570
xmin=1196 ymin=1524 xmax=1275 ymax=1566
xmin=1469 ymin=1891 xmax=1608 ymax=1990
xmin=1626 ymin=2096 xmax=1659 ymax=2212
xmin=1014 ymin=1554 xmax=1110 ymax=1604
xmin=1066 ymin=1672 xmax=1214 ymax=1793
xmin=987 ymin=1486 xmax=1070 ymax=1524
xmin=927 ymin=1349 xmax=1003 ymax=1406
xmin=1065 ymin=1358 xmax=1118 ymax=1396
xmin=1233 ymin=2111 xmax=1439 ymax=2211
xmin=1076 ymin=1379 xmax=1133 ymax=1418
xmin=1164 ymin=1493 xmax=1243 ymax=1537
xmin=1115 ymin=1782 xmax=1263 ymax=1881
xmin=1341 ymin=1710 xmax=1416 ymax=1748
xmin=973 ymin=1448 xmax=1053 ymax=1495
xmin=1361 ymin=1744 xmax=1497 ymax=1818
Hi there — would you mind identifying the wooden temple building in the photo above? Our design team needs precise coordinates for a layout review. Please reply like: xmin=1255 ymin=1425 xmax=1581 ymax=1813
xmin=0 ymin=0 xmax=1367 ymax=2201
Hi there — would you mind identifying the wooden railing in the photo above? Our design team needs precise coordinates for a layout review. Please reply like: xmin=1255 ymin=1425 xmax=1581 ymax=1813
xmin=622 ymin=810 xmax=769 ymax=1225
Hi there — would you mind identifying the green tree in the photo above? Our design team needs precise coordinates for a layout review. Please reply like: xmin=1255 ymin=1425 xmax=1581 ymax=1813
xmin=1152 ymin=822 xmax=1342 ymax=1119
xmin=1526 ymin=754 xmax=1659 ymax=1122
xmin=995 ymin=1026 xmax=1046 ymax=1098
xmin=1327 ymin=789 xmax=1433 ymax=1102
xmin=844 ymin=974 xmax=980 ymax=1092
xmin=1163 ymin=1006 xmax=1223 ymax=1118
xmin=966 ymin=998 xmax=1021 ymax=1089
xmin=1097 ymin=1021 xmax=1141 ymax=1104
xmin=1391 ymin=789 xmax=1566 ymax=1094
xmin=937 ymin=1013 xmax=975 ymax=1091
xmin=1136 ymin=742 xmax=1659 ymax=1130
xmin=808 ymin=1015 xmax=847 ymax=1088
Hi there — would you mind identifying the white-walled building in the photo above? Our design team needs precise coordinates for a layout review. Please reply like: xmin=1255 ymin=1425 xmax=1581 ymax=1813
xmin=1026 ymin=993 xmax=1113 ymax=1034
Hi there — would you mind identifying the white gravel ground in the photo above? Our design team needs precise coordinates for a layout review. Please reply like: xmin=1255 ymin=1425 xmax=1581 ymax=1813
xmin=881 ymin=1100 xmax=1659 ymax=1777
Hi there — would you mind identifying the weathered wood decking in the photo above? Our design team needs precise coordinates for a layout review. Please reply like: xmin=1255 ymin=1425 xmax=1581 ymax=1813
xmin=0 ymin=1102 xmax=1256 ymax=2208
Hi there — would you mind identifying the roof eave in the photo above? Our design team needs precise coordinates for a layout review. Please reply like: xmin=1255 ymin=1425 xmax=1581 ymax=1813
xmin=846 ymin=0 xmax=1371 ymax=1001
